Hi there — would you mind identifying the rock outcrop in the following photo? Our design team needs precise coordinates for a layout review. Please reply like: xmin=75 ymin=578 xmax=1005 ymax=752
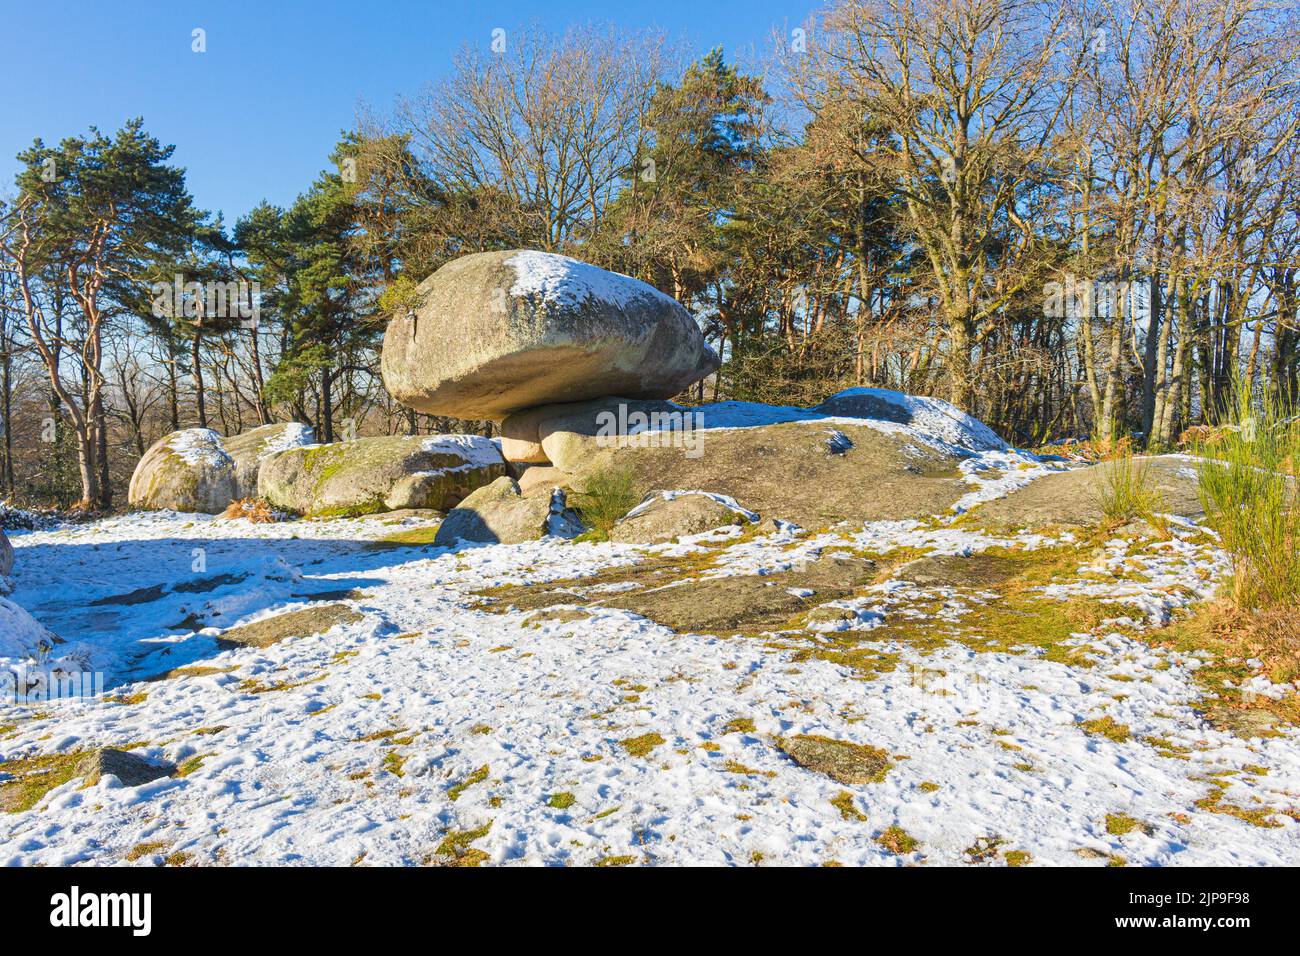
xmin=969 ymin=454 xmax=1204 ymax=528
xmin=77 ymin=748 xmax=176 ymax=787
xmin=481 ymin=388 xmax=1014 ymax=529
xmin=258 ymin=434 xmax=506 ymax=517
xmin=381 ymin=250 xmax=718 ymax=421
xmin=433 ymin=476 xmax=583 ymax=547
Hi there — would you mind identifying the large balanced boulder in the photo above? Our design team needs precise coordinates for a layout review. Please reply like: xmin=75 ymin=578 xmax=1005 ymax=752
xmin=433 ymin=476 xmax=583 ymax=547
xmin=223 ymin=422 xmax=316 ymax=498
xmin=128 ymin=428 xmax=238 ymax=514
xmin=128 ymin=423 xmax=316 ymax=514
xmin=258 ymin=434 xmax=507 ymax=518
xmin=381 ymin=250 xmax=719 ymax=422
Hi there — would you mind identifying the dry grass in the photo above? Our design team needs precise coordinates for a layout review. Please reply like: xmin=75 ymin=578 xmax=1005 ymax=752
xmin=218 ymin=497 xmax=281 ymax=523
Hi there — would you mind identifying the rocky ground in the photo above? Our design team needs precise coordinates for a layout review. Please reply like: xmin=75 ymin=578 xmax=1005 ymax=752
xmin=2 ymin=445 xmax=1299 ymax=866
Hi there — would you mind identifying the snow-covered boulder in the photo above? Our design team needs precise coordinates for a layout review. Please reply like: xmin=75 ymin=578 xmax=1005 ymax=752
xmin=433 ymin=477 xmax=583 ymax=547
xmin=258 ymin=434 xmax=507 ymax=518
xmin=1 ymin=596 xmax=60 ymax=662
xmin=813 ymin=387 xmax=1008 ymax=453
xmin=222 ymin=422 xmax=315 ymax=499
xmin=381 ymin=250 xmax=719 ymax=422
xmin=128 ymin=428 xmax=238 ymax=514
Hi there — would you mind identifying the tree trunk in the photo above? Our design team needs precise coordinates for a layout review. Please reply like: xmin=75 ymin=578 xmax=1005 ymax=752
xmin=191 ymin=332 xmax=207 ymax=429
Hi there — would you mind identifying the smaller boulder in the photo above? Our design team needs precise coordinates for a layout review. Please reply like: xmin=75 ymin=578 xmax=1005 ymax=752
xmin=534 ymin=397 xmax=686 ymax=470
xmin=434 ymin=477 xmax=583 ymax=547
xmin=609 ymin=491 xmax=754 ymax=544
xmin=128 ymin=428 xmax=237 ymax=514
xmin=517 ymin=465 xmax=572 ymax=496
xmin=258 ymin=434 xmax=506 ymax=517
xmin=499 ymin=406 xmax=559 ymax=463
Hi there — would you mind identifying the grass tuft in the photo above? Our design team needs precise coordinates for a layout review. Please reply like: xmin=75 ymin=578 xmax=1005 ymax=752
xmin=569 ymin=464 xmax=640 ymax=538
xmin=1194 ymin=382 xmax=1300 ymax=610
xmin=1094 ymin=453 xmax=1165 ymax=532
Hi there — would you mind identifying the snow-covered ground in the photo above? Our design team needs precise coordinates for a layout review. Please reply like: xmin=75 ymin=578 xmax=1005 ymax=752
xmin=1 ymin=495 xmax=1298 ymax=867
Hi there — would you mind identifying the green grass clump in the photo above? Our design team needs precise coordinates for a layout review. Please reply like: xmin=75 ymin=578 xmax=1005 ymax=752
xmin=875 ymin=824 xmax=919 ymax=855
xmin=570 ymin=464 xmax=640 ymax=537
xmin=619 ymin=732 xmax=666 ymax=758
xmin=433 ymin=821 xmax=493 ymax=866
xmin=1105 ymin=812 xmax=1152 ymax=836
xmin=831 ymin=790 xmax=867 ymax=822
xmin=1080 ymin=716 xmax=1131 ymax=743
xmin=1194 ymin=382 xmax=1300 ymax=609
xmin=547 ymin=792 xmax=576 ymax=810
xmin=448 ymin=764 xmax=489 ymax=801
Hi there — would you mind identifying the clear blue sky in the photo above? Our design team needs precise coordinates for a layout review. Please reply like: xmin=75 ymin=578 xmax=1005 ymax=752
xmin=1 ymin=0 xmax=813 ymax=225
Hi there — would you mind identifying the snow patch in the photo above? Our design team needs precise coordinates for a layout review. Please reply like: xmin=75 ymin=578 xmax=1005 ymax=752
xmin=167 ymin=429 xmax=233 ymax=469
xmin=506 ymin=251 xmax=681 ymax=312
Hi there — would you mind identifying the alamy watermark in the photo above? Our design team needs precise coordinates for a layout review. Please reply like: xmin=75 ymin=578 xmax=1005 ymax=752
xmin=1043 ymin=274 xmax=1150 ymax=321
xmin=150 ymin=274 xmax=260 ymax=328
xmin=594 ymin=403 xmax=706 ymax=459
xmin=3 ymin=666 xmax=105 ymax=706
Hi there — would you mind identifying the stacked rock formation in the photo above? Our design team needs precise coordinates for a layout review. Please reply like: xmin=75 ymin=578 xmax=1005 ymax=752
xmin=381 ymin=249 xmax=720 ymax=455
xmin=379 ymin=250 xmax=721 ymax=544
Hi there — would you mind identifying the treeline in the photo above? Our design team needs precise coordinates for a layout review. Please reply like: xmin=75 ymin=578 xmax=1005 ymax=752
xmin=2 ymin=0 xmax=1299 ymax=510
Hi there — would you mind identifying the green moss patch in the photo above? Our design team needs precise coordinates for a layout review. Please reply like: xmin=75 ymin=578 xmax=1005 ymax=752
xmin=432 ymin=821 xmax=493 ymax=867
xmin=620 ymin=733 xmax=666 ymax=758
xmin=0 ymin=751 xmax=88 ymax=813
xmin=448 ymin=765 xmax=489 ymax=802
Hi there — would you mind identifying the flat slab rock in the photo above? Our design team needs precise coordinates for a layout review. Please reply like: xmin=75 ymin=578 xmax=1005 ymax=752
xmin=381 ymin=250 xmax=718 ymax=420
xmin=215 ymin=603 xmax=363 ymax=650
xmin=608 ymin=492 xmax=750 ymax=544
xmin=972 ymin=455 xmax=1204 ymax=528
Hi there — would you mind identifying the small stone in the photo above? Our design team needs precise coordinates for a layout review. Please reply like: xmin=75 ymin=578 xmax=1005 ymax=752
xmin=77 ymin=748 xmax=176 ymax=787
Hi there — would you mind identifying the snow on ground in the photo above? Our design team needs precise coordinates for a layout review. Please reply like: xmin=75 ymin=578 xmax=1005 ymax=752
xmin=1 ymin=475 xmax=1299 ymax=866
